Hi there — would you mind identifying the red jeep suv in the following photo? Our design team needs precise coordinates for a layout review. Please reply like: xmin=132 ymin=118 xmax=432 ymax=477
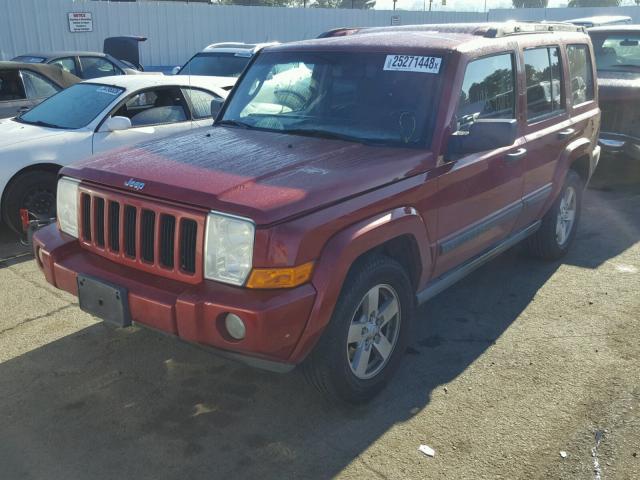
xmin=34 ymin=23 xmax=601 ymax=403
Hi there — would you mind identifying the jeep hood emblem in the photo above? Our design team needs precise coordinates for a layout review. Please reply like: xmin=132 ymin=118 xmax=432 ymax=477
xmin=124 ymin=178 xmax=145 ymax=191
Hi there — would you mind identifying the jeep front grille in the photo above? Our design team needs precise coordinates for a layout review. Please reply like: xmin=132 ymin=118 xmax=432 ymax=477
xmin=78 ymin=185 xmax=205 ymax=284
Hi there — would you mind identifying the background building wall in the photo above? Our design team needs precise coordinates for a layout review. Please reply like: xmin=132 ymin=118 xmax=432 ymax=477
xmin=1 ymin=0 xmax=639 ymax=67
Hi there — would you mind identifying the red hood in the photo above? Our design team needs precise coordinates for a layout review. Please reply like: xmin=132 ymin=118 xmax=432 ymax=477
xmin=62 ymin=126 xmax=432 ymax=225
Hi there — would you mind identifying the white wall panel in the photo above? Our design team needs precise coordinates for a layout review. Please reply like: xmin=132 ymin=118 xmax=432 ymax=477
xmin=2 ymin=0 xmax=638 ymax=67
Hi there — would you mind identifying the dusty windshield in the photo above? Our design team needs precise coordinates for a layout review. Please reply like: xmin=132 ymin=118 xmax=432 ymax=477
xmin=220 ymin=51 xmax=444 ymax=148
xmin=591 ymin=33 xmax=640 ymax=70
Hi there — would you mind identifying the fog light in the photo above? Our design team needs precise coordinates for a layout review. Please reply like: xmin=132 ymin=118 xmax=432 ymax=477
xmin=224 ymin=313 xmax=246 ymax=340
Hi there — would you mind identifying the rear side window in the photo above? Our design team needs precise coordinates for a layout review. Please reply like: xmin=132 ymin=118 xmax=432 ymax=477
xmin=524 ymin=47 xmax=564 ymax=120
xmin=80 ymin=57 xmax=121 ymax=79
xmin=0 ymin=70 xmax=26 ymax=101
xmin=567 ymin=45 xmax=595 ymax=105
xmin=456 ymin=53 xmax=515 ymax=130
xmin=181 ymin=87 xmax=218 ymax=119
xmin=50 ymin=57 xmax=78 ymax=76
xmin=21 ymin=70 xmax=60 ymax=99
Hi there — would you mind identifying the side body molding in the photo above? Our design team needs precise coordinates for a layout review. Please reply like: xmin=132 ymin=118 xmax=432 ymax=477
xmin=287 ymin=206 xmax=432 ymax=363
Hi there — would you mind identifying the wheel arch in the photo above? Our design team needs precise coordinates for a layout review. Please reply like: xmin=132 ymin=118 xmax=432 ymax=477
xmin=547 ymin=138 xmax=595 ymax=210
xmin=0 ymin=163 xmax=62 ymax=216
xmin=288 ymin=206 xmax=433 ymax=364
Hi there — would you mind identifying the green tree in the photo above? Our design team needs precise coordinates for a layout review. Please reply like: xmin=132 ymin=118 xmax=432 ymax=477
xmin=568 ymin=0 xmax=620 ymax=6
xmin=311 ymin=0 xmax=375 ymax=8
xmin=512 ymin=0 xmax=549 ymax=7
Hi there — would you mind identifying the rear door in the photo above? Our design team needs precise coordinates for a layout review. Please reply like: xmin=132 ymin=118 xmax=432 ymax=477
xmin=92 ymin=86 xmax=192 ymax=153
xmin=517 ymin=45 xmax=579 ymax=228
xmin=431 ymin=52 xmax=526 ymax=278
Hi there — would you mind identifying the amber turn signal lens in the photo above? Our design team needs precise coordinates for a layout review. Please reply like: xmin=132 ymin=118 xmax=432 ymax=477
xmin=246 ymin=262 xmax=314 ymax=289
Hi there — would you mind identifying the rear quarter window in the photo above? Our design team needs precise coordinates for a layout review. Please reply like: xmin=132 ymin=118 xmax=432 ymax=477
xmin=567 ymin=44 xmax=595 ymax=105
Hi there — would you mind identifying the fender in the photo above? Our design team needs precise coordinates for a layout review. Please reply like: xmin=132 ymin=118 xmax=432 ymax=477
xmin=287 ymin=206 xmax=432 ymax=364
xmin=545 ymin=137 xmax=593 ymax=211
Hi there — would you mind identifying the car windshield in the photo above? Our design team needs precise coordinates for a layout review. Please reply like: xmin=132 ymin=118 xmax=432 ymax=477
xmin=220 ymin=51 xmax=444 ymax=148
xmin=178 ymin=52 xmax=251 ymax=77
xmin=12 ymin=55 xmax=46 ymax=63
xmin=18 ymin=83 xmax=123 ymax=129
xmin=591 ymin=33 xmax=640 ymax=70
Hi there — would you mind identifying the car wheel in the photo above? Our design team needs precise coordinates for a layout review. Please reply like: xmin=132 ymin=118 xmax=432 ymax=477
xmin=303 ymin=255 xmax=415 ymax=404
xmin=1 ymin=170 xmax=58 ymax=235
xmin=526 ymin=169 xmax=583 ymax=260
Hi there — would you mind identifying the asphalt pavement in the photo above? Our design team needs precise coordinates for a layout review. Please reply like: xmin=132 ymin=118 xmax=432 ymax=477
xmin=0 ymin=164 xmax=638 ymax=479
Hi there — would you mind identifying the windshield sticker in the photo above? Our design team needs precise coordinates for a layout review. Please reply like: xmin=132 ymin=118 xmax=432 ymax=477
xmin=384 ymin=55 xmax=442 ymax=74
xmin=96 ymin=86 xmax=121 ymax=96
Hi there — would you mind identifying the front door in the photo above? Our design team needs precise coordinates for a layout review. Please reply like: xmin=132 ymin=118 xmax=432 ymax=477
xmin=431 ymin=52 xmax=526 ymax=278
xmin=92 ymin=86 xmax=192 ymax=154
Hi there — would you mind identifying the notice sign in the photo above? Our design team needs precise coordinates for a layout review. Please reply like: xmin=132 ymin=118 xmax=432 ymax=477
xmin=68 ymin=12 xmax=93 ymax=33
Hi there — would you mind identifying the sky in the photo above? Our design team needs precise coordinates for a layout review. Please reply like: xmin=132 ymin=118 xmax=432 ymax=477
xmin=373 ymin=0 xmax=638 ymax=11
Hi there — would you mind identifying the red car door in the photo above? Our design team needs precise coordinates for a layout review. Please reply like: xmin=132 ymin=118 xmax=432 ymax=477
xmin=431 ymin=52 xmax=526 ymax=278
xmin=517 ymin=45 xmax=580 ymax=228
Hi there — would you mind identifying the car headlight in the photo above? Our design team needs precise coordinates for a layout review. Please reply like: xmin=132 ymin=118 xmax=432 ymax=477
xmin=204 ymin=211 xmax=255 ymax=286
xmin=56 ymin=177 xmax=80 ymax=238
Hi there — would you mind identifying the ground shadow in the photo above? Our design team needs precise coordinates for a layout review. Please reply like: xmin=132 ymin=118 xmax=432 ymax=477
xmin=0 ymin=185 xmax=637 ymax=480
xmin=0 ymin=224 xmax=31 ymax=266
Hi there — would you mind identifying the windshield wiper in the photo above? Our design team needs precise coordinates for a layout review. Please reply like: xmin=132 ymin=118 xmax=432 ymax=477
xmin=16 ymin=118 xmax=65 ymax=129
xmin=282 ymin=128 xmax=390 ymax=146
xmin=216 ymin=119 xmax=253 ymax=129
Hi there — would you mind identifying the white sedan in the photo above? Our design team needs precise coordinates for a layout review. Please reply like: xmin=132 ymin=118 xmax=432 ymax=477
xmin=0 ymin=74 xmax=234 ymax=234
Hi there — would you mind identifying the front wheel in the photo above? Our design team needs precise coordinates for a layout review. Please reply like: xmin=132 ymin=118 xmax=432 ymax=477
xmin=303 ymin=255 xmax=415 ymax=404
xmin=526 ymin=169 xmax=583 ymax=260
xmin=1 ymin=171 xmax=58 ymax=235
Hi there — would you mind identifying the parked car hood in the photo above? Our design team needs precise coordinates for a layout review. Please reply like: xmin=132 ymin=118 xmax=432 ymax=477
xmin=0 ymin=119 xmax=71 ymax=148
xmin=63 ymin=126 xmax=431 ymax=226
xmin=598 ymin=69 xmax=640 ymax=102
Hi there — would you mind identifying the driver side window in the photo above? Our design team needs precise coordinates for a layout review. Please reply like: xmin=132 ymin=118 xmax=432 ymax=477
xmin=112 ymin=87 xmax=188 ymax=127
xmin=456 ymin=53 xmax=516 ymax=131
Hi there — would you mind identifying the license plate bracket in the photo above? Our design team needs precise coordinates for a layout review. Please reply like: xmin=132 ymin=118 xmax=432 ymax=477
xmin=77 ymin=274 xmax=131 ymax=327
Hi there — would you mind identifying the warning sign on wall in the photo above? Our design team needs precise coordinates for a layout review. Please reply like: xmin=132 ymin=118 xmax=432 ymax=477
xmin=68 ymin=12 xmax=93 ymax=33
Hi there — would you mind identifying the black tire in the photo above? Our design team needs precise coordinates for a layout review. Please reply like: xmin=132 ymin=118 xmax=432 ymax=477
xmin=526 ymin=169 xmax=583 ymax=260
xmin=1 ymin=170 xmax=58 ymax=235
xmin=303 ymin=255 xmax=415 ymax=404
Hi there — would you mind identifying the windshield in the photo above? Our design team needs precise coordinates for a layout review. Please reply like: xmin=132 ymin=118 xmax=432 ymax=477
xmin=19 ymin=83 xmax=123 ymax=129
xmin=178 ymin=52 xmax=251 ymax=77
xmin=590 ymin=33 xmax=640 ymax=70
xmin=220 ymin=51 xmax=444 ymax=148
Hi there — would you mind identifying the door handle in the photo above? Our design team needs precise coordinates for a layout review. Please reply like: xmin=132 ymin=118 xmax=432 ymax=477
xmin=558 ymin=128 xmax=576 ymax=139
xmin=505 ymin=148 xmax=527 ymax=162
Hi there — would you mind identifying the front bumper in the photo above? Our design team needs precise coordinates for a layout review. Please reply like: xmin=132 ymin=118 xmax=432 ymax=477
xmin=33 ymin=225 xmax=317 ymax=372
xmin=599 ymin=133 xmax=640 ymax=161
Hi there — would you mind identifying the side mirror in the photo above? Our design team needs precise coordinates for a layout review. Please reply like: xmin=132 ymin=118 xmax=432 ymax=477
xmin=105 ymin=116 xmax=132 ymax=132
xmin=447 ymin=119 xmax=517 ymax=156
xmin=210 ymin=97 xmax=224 ymax=119
xmin=171 ymin=66 xmax=181 ymax=75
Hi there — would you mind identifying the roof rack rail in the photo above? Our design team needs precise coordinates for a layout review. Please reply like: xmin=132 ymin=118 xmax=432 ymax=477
xmin=482 ymin=22 xmax=585 ymax=38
